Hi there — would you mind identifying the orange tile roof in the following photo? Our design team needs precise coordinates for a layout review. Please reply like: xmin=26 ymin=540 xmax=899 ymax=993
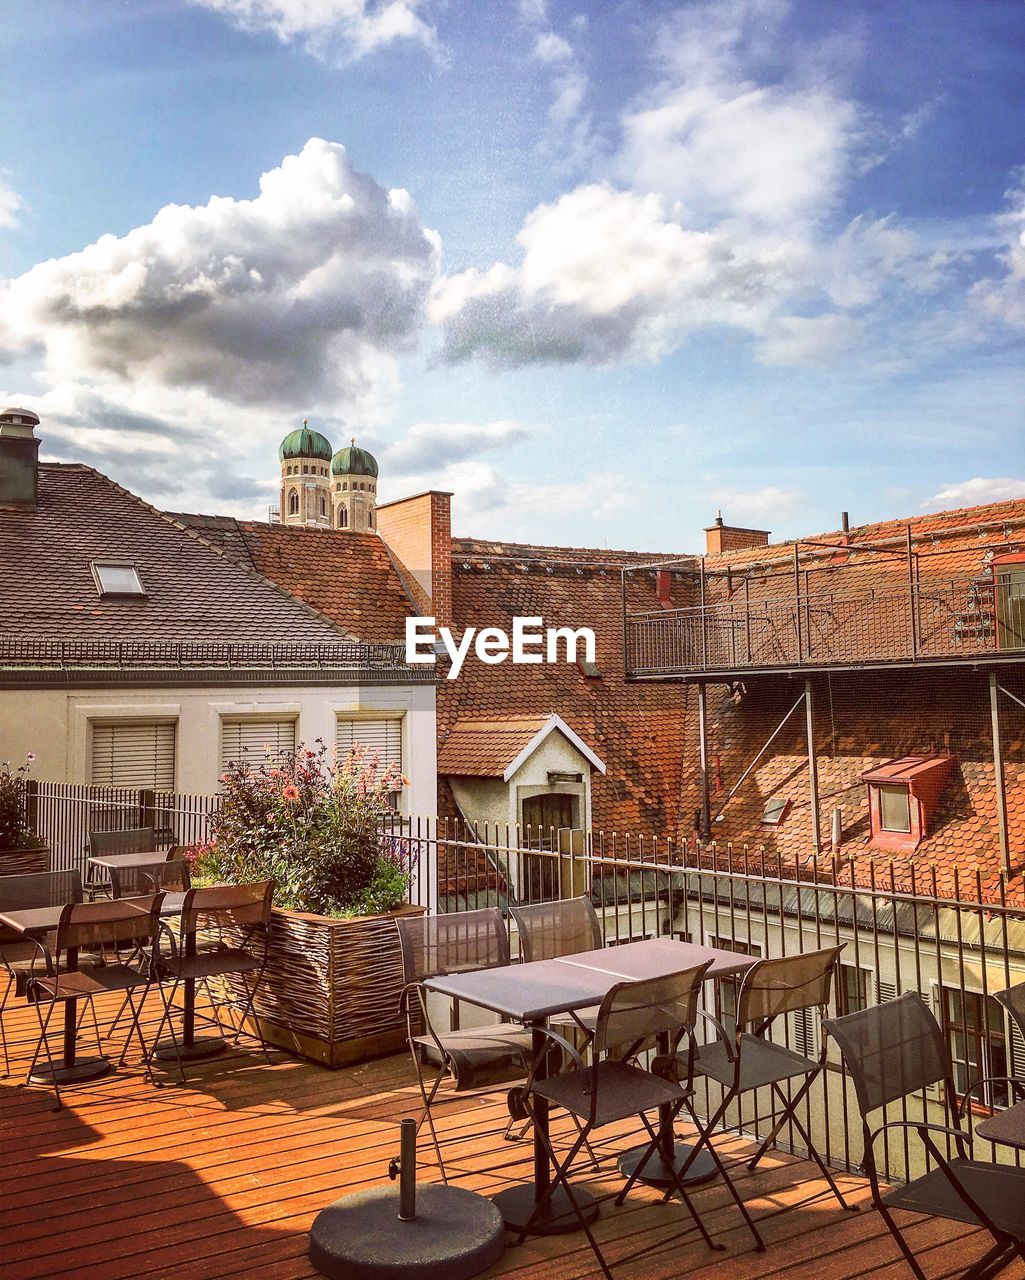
xmin=437 ymin=716 xmax=550 ymax=776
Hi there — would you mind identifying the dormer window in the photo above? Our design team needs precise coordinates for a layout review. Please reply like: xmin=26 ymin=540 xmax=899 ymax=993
xmin=91 ymin=561 xmax=146 ymax=598
xmin=862 ymin=754 xmax=954 ymax=852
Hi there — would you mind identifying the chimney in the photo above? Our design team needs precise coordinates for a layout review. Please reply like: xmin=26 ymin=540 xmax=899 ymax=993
xmin=375 ymin=490 xmax=453 ymax=626
xmin=655 ymin=569 xmax=672 ymax=608
xmin=704 ymin=509 xmax=770 ymax=556
xmin=0 ymin=406 xmax=41 ymax=510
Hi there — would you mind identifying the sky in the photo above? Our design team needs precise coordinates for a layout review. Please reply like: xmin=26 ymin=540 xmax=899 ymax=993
xmin=1 ymin=0 xmax=1023 ymax=551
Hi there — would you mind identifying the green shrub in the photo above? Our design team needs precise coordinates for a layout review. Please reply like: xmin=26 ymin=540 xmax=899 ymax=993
xmin=0 ymin=755 xmax=42 ymax=850
xmin=194 ymin=740 xmax=415 ymax=917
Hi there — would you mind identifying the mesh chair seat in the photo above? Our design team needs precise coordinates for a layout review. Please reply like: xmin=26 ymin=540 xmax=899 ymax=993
xmin=534 ymin=1059 xmax=689 ymax=1128
xmin=157 ymin=947 xmax=261 ymax=981
xmin=413 ymin=1023 xmax=533 ymax=1089
xmin=694 ymin=1034 xmax=819 ymax=1091
xmin=29 ymin=962 xmax=149 ymax=1002
xmin=882 ymin=1160 xmax=1025 ymax=1238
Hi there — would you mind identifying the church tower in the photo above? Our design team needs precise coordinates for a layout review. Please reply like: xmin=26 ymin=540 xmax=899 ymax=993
xmin=278 ymin=421 xmax=333 ymax=527
xmin=330 ymin=438 xmax=379 ymax=532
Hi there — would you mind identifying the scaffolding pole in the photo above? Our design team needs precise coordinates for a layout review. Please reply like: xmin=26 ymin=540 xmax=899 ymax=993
xmin=990 ymin=671 xmax=1011 ymax=875
xmin=698 ymin=682 xmax=711 ymax=840
xmin=806 ymin=679 xmax=821 ymax=855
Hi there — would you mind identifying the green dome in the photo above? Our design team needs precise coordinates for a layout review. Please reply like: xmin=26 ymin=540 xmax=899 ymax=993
xmin=331 ymin=440 xmax=379 ymax=478
xmin=279 ymin=424 xmax=333 ymax=463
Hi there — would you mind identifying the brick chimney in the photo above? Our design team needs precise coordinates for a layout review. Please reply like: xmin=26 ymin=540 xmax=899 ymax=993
xmin=704 ymin=509 xmax=770 ymax=556
xmin=375 ymin=490 xmax=453 ymax=626
xmin=0 ymin=406 xmax=40 ymax=510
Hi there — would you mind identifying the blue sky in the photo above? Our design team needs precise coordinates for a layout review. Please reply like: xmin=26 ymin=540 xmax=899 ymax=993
xmin=1 ymin=0 xmax=1022 ymax=550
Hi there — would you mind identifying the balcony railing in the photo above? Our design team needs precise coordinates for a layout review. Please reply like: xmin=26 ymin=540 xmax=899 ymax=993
xmin=625 ymin=570 xmax=1025 ymax=678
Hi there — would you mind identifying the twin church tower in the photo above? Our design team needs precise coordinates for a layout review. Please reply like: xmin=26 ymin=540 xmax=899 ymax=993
xmin=276 ymin=421 xmax=378 ymax=533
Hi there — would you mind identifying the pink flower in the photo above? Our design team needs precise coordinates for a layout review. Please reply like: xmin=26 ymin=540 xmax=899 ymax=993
xmin=26 ymin=752 xmax=36 ymax=762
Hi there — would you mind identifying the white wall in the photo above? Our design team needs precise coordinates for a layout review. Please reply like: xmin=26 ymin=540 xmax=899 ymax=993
xmin=0 ymin=681 xmax=437 ymax=814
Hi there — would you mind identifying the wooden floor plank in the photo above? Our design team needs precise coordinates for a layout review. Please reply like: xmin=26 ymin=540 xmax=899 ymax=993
xmin=0 ymin=993 xmax=999 ymax=1280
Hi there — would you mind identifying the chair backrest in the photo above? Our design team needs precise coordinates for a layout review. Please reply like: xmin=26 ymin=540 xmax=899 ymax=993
xmin=110 ymin=859 xmax=190 ymax=899
xmin=88 ymin=828 xmax=157 ymax=857
xmin=995 ymin=984 xmax=1025 ymax=1047
xmin=510 ymin=896 xmax=603 ymax=963
xmin=179 ymin=881 xmax=274 ymax=934
xmin=823 ymin=992 xmax=951 ymax=1118
xmin=395 ymin=907 xmax=510 ymax=984
xmin=736 ymin=944 xmax=844 ymax=1030
xmin=594 ymin=962 xmax=712 ymax=1060
xmin=55 ymin=893 xmax=163 ymax=958
xmin=0 ymin=870 xmax=83 ymax=944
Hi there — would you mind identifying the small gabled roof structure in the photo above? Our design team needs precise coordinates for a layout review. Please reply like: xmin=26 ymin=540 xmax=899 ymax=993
xmin=438 ymin=714 xmax=606 ymax=781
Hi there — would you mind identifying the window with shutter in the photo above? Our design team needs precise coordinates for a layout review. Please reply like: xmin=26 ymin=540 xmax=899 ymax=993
xmin=90 ymin=721 xmax=176 ymax=789
xmin=336 ymin=717 xmax=404 ymax=807
xmin=220 ymin=719 xmax=297 ymax=776
xmin=790 ymin=1007 xmax=818 ymax=1059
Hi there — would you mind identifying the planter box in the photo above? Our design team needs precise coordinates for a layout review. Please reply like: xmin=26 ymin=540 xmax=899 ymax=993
xmin=217 ymin=902 xmax=424 ymax=1068
xmin=0 ymin=844 xmax=49 ymax=875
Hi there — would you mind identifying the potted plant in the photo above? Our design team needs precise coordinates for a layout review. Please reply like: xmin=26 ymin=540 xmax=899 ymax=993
xmin=0 ymin=755 xmax=49 ymax=874
xmin=192 ymin=742 xmax=422 ymax=1067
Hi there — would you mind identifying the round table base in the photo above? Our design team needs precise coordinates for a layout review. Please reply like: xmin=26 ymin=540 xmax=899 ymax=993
xmin=29 ymin=1055 xmax=111 ymax=1086
xmin=154 ymin=1035 xmax=225 ymax=1063
xmin=492 ymin=1182 xmax=599 ymax=1235
xmin=617 ymin=1142 xmax=717 ymax=1189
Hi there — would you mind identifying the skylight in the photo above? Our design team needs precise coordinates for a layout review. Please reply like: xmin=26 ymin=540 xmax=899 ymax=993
xmin=91 ymin=561 xmax=146 ymax=598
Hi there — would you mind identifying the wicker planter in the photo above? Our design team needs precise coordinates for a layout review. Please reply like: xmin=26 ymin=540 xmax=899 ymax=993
xmin=0 ymin=843 xmax=49 ymax=875
xmin=219 ymin=902 xmax=424 ymax=1068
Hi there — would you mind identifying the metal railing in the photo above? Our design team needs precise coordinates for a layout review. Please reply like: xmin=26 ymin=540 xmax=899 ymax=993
xmin=13 ymin=788 xmax=1025 ymax=1189
xmin=625 ymin=570 xmax=1025 ymax=677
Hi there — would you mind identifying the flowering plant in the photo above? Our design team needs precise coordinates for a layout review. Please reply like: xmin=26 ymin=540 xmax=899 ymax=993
xmin=0 ymin=754 xmax=44 ymax=850
xmin=196 ymin=740 xmax=416 ymax=917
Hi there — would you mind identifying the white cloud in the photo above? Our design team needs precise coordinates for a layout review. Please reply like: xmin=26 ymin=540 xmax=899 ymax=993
xmin=755 ymin=312 xmax=862 ymax=366
xmin=616 ymin=0 xmax=863 ymax=231
xmin=971 ymin=177 xmax=1025 ymax=330
xmin=708 ymin=484 xmax=801 ymax=528
xmin=432 ymin=182 xmax=800 ymax=367
xmin=190 ymin=0 xmax=440 ymax=63
xmin=926 ymin=478 xmax=1025 ymax=511
xmin=1 ymin=139 xmax=440 ymax=415
xmin=0 ymin=175 xmax=24 ymax=230
xmin=382 ymin=420 xmax=536 ymax=475
xmin=532 ymin=31 xmax=571 ymax=64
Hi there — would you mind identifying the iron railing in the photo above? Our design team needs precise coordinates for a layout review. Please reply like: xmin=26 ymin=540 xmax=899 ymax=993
xmin=12 ymin=787 xmax=1025 ymax=1189
xmin=0 ymin=638 xmax=427 ymax=673
xmin=625 ymin=570 xmax=1025 ymax=677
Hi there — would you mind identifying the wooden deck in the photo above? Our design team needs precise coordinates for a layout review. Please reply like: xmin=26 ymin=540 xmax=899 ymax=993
xmin=0 ymin=995 xmax=1004 ymax=1280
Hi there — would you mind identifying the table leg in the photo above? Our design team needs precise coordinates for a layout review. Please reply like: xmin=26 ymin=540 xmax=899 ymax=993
xmin=492 ymin=1023 xmax=599 ymax=1235
xmin=154 ymin=931 xmax=225 ymax=1063
xmin=29 ymin=945 xmax=110 ymax=1086
xmin=617 ymin=1031 xmax=716 ymax=1189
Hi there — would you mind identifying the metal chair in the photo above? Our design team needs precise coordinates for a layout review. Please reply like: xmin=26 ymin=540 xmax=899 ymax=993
xmin=395 ymin=907 xmax=535 ymax=1181
xmin=995 ymin=984 xmax=1025 ymax=1064
xmin=0 ymin=870 xmax=84 ymax=1077
xmin=109 ymin=859 xmax=190 ymax=899
xmin=24 ymin=893 xmax=166 ymax=1109
xmin=825 ymin=992 xmax=1025 ymax=1280
xmin=151 ymin=880 xmax=274 ymax=1082
xmin=86 ymin=828 xmax=158 ymax=897
xmin=519 ymin=962 xmax=748 ymax=1279
xmin=511 ymin=895 xmax=603 ymax=963
xmin=681 ymin=944 xmax=851 ymax=1246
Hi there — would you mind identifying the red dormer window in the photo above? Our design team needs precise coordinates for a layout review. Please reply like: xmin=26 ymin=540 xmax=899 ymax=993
xmin=861 ymin=754 xmax=955 ymax=852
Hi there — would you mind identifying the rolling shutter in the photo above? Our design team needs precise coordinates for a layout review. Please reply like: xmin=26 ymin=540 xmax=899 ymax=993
xmin=90 ymin=722 xmax=176 ymax=789
xmin=790 ymin=1007 xmax=819 ymax=1059
xmin=220 ymin=719 xmax=297 ymax=774
xmin=336 ymin=717 xmax=403 ymax=771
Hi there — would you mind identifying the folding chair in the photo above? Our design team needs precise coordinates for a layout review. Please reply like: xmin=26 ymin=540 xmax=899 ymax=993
xmin=825 ymin=992 xmax=1025 ymax=1280
xmin=109 ymin=859 xmax=190 ymax=899
xmin=396 ymin=907 xmax=535 ymax=1182
xmin=86 ymin=828 xmax=158 ymax=898
xmin=151 ymin=881 xmax=274 ymax=1082
xmin=24 ymin=893 xmax=166 ymax=1109
xmin=0 ymin=870 xmax=83 ymax=1076
xmin=677 ymin=944 xmax=851 ymax=1244
xmin=519 ymin=962 xmax=755 ymax=1279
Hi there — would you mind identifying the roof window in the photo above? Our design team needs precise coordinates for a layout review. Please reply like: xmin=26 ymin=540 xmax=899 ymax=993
xmin=91 ymin=561 xmax=146 ymax=598
xmin=861 ymin=754 xmax=954 ymax=852
xmin=761 ymin=795 xmax=792 ymax=827
xmin=577 ymin=658 xmax=601 ymax=679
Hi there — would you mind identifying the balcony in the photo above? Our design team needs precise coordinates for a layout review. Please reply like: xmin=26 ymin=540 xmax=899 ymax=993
xmin=625 ymin=568 xmax=1025 ymax=680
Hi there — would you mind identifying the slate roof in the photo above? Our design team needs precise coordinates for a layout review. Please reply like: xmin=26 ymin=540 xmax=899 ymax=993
xmin=170 ymin=514 xmax=417 ymax=643
xmin=437 ymin=716 xmax=551 ymax=777
xmin=0 ymin=465 xmax=352 ymax=646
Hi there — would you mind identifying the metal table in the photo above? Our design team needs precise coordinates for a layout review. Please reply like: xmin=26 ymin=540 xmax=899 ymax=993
xmin=976 ymin=1102 xmax=1025 ymax=1150
xmin=424 ymin=936 xmax=754 ymax=1233
xmin=86 ymin=850 xmax=165 ymax=897
xmin=0 ymin=893 xmax=185 ymax=1086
